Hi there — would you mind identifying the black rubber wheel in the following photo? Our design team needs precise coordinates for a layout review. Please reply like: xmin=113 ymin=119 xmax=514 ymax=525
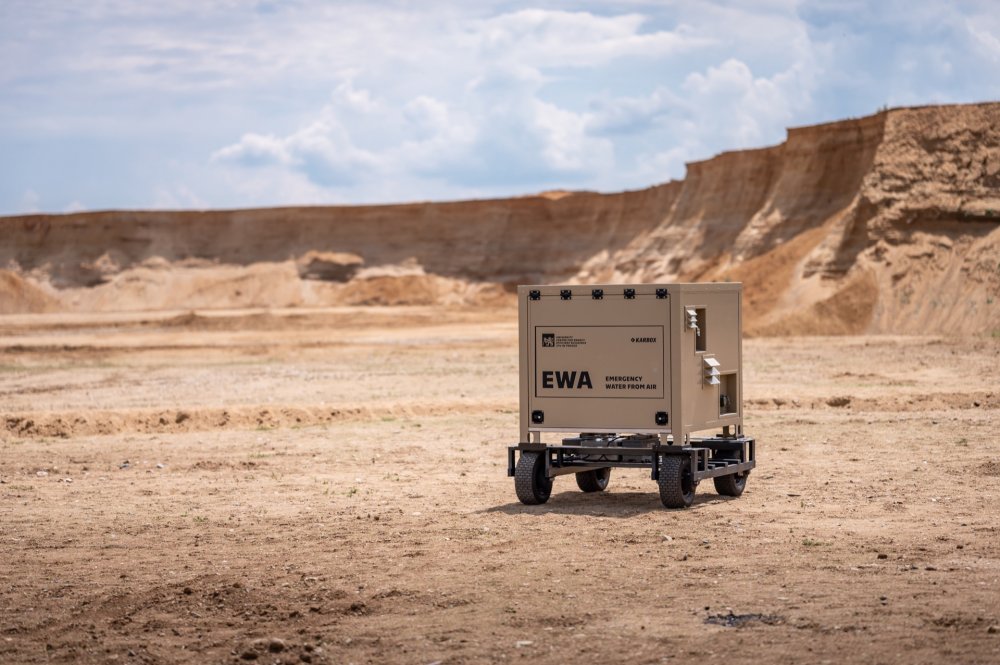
xmin=658 ymin=455 xmax=695 ymax=509
xmin=714 ymin=471 xmax=749 ymax=497
xmin=514 ymin=452 xmax=552 ymax=505
xmin=575 ymin=467 xmax=611 ymax=492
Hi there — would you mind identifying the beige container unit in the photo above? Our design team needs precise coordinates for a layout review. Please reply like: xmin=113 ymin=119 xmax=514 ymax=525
xmin=508 ymin=283 xmax=756 ymax=509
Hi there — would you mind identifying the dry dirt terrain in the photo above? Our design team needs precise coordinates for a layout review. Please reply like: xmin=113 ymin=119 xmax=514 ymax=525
xmin=2 ymin=307 xmax=999 ymax=664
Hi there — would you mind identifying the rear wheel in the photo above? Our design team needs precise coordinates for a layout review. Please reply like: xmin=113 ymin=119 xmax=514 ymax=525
xmin=714 ymin=471 xmax=748 ymax=497
xmin=514 ymin=452 xmax=552 ymax=505
xmin=575 ymin=467 xmax=611 ymax=492
xmin=658 ymin=455 xmax=695 ymax=509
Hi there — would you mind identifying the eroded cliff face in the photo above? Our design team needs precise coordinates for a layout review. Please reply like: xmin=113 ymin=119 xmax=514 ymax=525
xmin=1 ymin=102 xmax=998 ymax=335
xmin=581 ymin=103 xmax=1000 ymax=335
xmin=0 ymin=184 xmax=681 ymax=307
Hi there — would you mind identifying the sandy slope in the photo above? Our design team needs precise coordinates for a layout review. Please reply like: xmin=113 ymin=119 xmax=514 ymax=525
xmin=2 ymin=102 xmax=998 ymax=335
xmin=1 ymin=308 xmax=999 ymax=664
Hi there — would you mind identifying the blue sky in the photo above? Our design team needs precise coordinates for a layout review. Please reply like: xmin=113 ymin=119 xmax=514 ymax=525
xmin=1 ymin=0 xmax=998 ymax=214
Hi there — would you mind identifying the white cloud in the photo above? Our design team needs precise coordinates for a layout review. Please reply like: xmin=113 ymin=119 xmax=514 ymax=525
xmin=18 ymin=189 xmax=41 ymax=214
xmin=586 ymin=87 xmax=679 ymax=136
xmin=682 ymin=57 xmax=816 ymax=146
xmin=206 ymin=5 xmax=819 ymax=198
xmin=216 ymin=165 xmax=346 ymax=208
xmin=577 ymin=53 xmax=819 ymax=188
xmin=403 ymin=96 xmax=451 ymax=137
xmin=213 ymin=75 xmax=614 ymax=194
xmin=212 ymin=133 xmax=292 ymax=167
xmin=534 ymin=100 xmax=612 ymax=172
xmin=967 ymin=20 xmax=1000 ymax=62
xmin=468 ymin=9 xmax=710 ymax=67
xmin=4 ymin=1 xmax=1000 ymax=212
xmin=151 ymin=184 xmax=207 ymax=210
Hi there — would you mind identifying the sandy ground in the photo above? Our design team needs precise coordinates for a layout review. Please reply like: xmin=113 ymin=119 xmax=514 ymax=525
xmin=1 ymin=306 xmax=999 ymax=664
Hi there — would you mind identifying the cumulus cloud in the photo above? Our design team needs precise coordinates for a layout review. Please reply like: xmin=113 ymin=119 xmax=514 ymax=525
xmin=4 ymin=1 xmax=1000 ymax=211
xmin=212 ymin=133 xmax=292 ymax=168
xmin=682 ymin=57 xmax=816 ymax=146
xmin=208 ymin=4 xmax=819 ymax=199
xmin=213 ymin=56 xmax=620 ymax=194
xmin=468 ymin=9 xmax=710 ymax=67
xmin=586 ymin=87 xmax=679 ymax=136
xmin=582 ymin=53 xmax=817 ymax=183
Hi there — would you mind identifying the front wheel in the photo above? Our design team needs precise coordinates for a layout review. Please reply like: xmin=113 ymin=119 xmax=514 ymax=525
xmin=658 ymin=455 xmax=695 ymax=509
xmin=514 ymin=452 xmax=552 ymax=505
xmin=575 ymin=467 xmax=611 ymax=492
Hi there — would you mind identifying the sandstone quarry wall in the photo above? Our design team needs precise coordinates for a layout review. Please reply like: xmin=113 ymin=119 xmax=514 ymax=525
xmin=2 ymin=102 xmax=998 ymax=335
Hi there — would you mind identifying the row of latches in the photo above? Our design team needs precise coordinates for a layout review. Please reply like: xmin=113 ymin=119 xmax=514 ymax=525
xmin=529 ymin=288 xmax=669 ymax=301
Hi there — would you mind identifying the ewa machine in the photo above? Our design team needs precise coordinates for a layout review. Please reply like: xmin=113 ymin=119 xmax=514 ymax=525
xmin=508 ymin=283 xmax=756 ymax=508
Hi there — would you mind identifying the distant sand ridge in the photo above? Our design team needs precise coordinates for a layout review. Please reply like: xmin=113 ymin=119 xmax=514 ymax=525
xmin=2 ymin=102 xmax=998 ymax=335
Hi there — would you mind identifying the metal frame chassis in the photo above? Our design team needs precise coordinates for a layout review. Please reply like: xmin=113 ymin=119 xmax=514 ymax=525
xmin=507 ymin=436 xmax=755 ymax=483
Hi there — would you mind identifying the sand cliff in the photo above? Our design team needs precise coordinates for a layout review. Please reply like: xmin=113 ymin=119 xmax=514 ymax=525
xmin=2 ymin=102 xmax=998 ymax=335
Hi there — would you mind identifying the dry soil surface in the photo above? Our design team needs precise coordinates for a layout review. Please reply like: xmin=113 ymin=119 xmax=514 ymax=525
xmin=2 ymin=307 xmax=999 ymax=664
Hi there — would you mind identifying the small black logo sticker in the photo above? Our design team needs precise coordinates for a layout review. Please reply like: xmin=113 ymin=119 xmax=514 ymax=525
xmin=541 ymin=333 xmax=555 ymax=347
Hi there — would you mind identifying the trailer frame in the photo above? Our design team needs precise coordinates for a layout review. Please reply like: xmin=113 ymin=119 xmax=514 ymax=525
xmin=508 ymin=434 xmax=754 ymax=481
xmin=507 ymin=433 xmax=755 ymax=508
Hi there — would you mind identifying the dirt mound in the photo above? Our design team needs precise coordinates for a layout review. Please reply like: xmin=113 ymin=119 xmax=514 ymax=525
xmin=1 ymin=102 xmax=997 ymax=335
xmin=296 ymin=250 xmax=364 ymax=281
xmin=1 ymin=400 xmax=509 ymax=440
xmin=746 ymin=389 xmax=999 ymax=412
xmin=0 ymin=270 xmax=57 ymax=314
xmin=748 ymin=269 xmax=880 ymax=336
